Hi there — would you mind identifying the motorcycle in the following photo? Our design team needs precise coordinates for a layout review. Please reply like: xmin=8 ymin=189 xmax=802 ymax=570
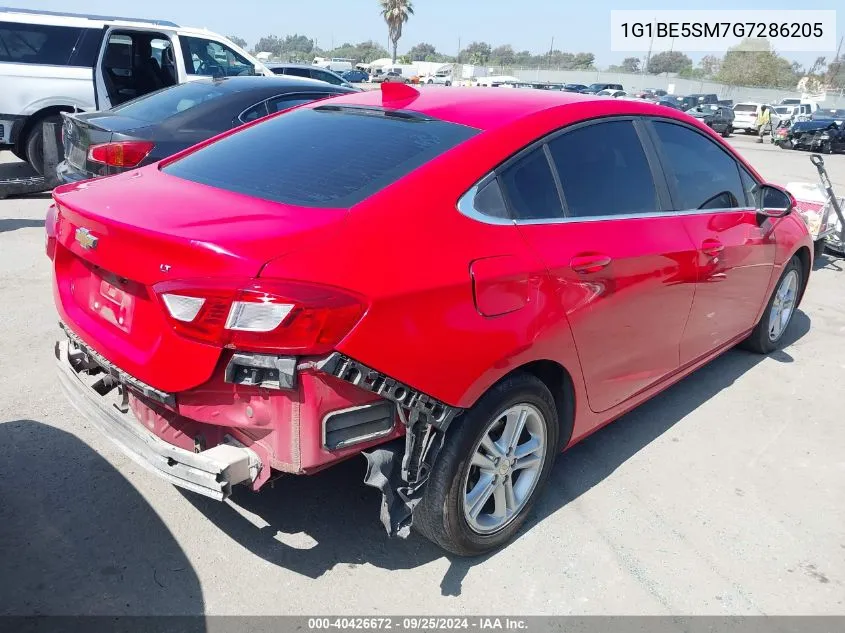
xmin=772 ymin=119 xmax=793 ymax=148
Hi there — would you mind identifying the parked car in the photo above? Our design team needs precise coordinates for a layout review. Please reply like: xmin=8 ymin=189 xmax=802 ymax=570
xmin=685 ymin=103 xmax=735 ymax=137
xmin=49 ymin=86 xmax=812 ymax=557
xmin=56 ymin=76 xmax=355 ymax=184
xmin=812 ymin=108 xmax=845 ymax=125
xmin=582 ymin=82 xmax=623 ymax=94
xmin=562 ymin=83 xmax=588 ymax=92
xmin=791 ymin=119 xmax=845 ymax=154
xmin=596 ymin=89 xmax=627 ymax=98
xmin=423 ymin=73 xmax=453 ymax=86
xmin=733 ymin=102 xmax=766 ymax=133
xmin=266 ymin=63 xmax=358 ymax=90
xmin=635 ymin=89 xmax=667 ymax=99
xmin=688 ymin=93 xmax=719 ymax=104
xmin=341 ymin=69 xmax=370 ymax=83
xmin=371 ymin=71 xmax=409 ymax=83
xmin=0 ymin=6 xmax=271 ymax=175
xmin=656 ymin=96 xmax=685 ymax=110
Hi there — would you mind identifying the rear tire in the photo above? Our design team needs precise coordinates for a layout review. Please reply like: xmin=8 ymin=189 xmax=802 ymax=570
xmin=415 ymin=373 xmax=559 ymax=557
xmin=740 ymin=256 xmax=803 ymax=354
xmin=24 ymin=114 xmax=62 ymax=175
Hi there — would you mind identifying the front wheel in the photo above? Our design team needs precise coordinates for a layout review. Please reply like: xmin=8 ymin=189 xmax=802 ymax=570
xmin=415 ymin=373 xmax=559 ymax=556
xmin=740 ymin=256 xmax=803 ymax=354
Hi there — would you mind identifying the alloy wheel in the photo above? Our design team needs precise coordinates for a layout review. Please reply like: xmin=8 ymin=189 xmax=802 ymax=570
xmin=768 ymin=269 xmax=799 ymax=341
xmin=462 ymin=403 xmax=547 ymax=535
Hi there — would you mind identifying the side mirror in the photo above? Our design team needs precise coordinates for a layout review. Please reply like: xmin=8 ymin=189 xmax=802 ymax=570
xmin=757 ymin=184 xmax=794 ymax=218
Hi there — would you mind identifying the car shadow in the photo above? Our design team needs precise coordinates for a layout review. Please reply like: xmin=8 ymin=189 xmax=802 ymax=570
xmin=813 ymin=251 xmax=845 ymax=271
xmin=0 ymin=420 xmax=205 ymax=621
xmin=0 ymin=158 xmax=53 ymax=200
xmin=0 ymin=218 xmax=45 ymax=233
xmin=184 ymin=311 xmax=811 ymax=597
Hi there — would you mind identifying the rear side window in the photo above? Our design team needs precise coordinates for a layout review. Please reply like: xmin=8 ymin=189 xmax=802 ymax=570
xmin=498 ymin=147 xmax=563 ymax=220
xmin=162 ymin=107 xmax=479 ymax=208
xmin=311 ymin=69 xmax=343 ymax=85
xmin=266 ymin=93 xmax=334 ymax=113
xmin=111 ymin=80 xmax=227 ymax=122
xmin=651 ymin=121 xmax=746 ymax=211
xmin=0 ymin=21 xmax=87 ymax=65
xmin=548 ymin=120 xmax=658 ymax=218
xmin=284 ymin=67 xmax=311 ymax=78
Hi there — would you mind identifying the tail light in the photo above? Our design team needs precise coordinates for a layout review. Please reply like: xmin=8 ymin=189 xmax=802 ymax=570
xmin=45 ymin=203 xmax=59 ymax=260
xmin=153 ymin=278 xmax=367 ymax=354
xmin=88 ymin=141 xmax=155 ymax=168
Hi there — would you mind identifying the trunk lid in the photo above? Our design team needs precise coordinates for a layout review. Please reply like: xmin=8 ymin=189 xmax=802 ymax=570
xmin=61 ymin=112 xmax=152 ymax=177
xmin=52 ymin=165 xmax=348 ymax=393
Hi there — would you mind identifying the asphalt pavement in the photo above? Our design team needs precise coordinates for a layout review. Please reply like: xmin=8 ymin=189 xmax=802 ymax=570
xmin=0 ymin=134 xmax=843 ymax=616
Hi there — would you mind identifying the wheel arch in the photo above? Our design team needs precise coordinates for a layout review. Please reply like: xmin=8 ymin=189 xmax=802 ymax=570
xmin=13 ymin=105 xmax=76 ymax=156
xmin=486 ymin=359 xmax=576 ymax=453
xmin=794 ymin=244 xmax=811 ymax=306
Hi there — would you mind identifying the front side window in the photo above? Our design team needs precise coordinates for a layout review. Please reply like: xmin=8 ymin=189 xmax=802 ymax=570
xmin=548 ymin=120 xmax=658 ymax=218
xmin=498 ymin=147 xmax=563 ymax=221
xmin=651 ymin=121 xmax=746 ymax=211
xmin=0 ymin=21 xmax=83 ymax=65
xmin=180 ymin=36 xmax=253 ymax=77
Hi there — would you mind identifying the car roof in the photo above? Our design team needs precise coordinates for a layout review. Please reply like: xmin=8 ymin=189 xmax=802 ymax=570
xmin=306 ymin=87 xmax=690 ymax=132
xmin=0 ymin=6 xmax=179 ymax=27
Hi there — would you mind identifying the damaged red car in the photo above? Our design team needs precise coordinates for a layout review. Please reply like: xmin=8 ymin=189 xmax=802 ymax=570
xmin=49 ymin=84 xmax=812 ymax=556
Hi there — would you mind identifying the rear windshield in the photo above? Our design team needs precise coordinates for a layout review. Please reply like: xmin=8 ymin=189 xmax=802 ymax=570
xmin=733 ymin=104 xmax=758 ymax=112
xmin=110 ymin=81 xmax=228 ymax=123
xmin=161 ymin=107 xmax=479 ymax=208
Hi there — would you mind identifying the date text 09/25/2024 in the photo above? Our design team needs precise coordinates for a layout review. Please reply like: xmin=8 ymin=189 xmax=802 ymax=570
xmin=307 ymin=617 xmax=528 ymax=630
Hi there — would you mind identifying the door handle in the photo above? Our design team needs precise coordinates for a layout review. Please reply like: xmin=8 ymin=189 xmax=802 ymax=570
xmin=570 ymin=254 xmax=612 ymax=274
xmin=701 ymin=239 xmax=724 ymax=257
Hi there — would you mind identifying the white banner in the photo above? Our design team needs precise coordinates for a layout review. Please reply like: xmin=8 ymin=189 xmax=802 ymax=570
xmin=610 ymin=10 xmax=837 ymax=53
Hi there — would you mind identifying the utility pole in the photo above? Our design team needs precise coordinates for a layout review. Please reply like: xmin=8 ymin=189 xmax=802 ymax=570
xmin=548 ymin=36 xmax=554 ymax=69
xmin=643 ymin=18 xmax=655 ymax=74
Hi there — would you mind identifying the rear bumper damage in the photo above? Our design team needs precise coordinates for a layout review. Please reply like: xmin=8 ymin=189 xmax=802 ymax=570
xmin=54 ymin=326 xmax=463 ymax=538
xmin=55 ymin=336 xmax=261 ymax=500
xmin=316 ymin=353 xmax=463 ymax=537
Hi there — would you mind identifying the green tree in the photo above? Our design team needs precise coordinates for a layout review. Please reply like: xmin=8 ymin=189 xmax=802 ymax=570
xmin=698 ymin=54 xmax=721 ymax=78
xmin=228 ymin=35 xmax=248 ymax=50
xmin=716 ymin=39 xmax=799 ymax=88
xmin=491 ymin=45 xmax=516 ymax=67
xmin=647 ymin=51 xmax=693 ymax=74
xmin=379 ymin=0 xmax=414 ymax=63
xmin=408 ymin=42 xmax=437 ymax=60
xmin=461 ymin=41 xmax=492 ymax=65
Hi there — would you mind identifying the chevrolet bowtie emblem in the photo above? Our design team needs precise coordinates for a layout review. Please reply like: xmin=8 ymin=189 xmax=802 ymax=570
xmin=75 ymin=227 xmax=98 ymax=250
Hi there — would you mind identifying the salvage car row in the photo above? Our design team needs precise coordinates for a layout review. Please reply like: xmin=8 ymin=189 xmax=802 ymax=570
xmin=4 ymin=7 xmax=823 ymax=557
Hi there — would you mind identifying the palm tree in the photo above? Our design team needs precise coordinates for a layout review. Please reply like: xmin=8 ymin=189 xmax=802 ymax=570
xmin=379 ymin=0 xmax=414 ymax=64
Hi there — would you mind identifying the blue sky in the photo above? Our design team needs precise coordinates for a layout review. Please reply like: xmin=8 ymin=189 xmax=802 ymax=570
xmin=19 ymin=0 xmax=845 ymax=67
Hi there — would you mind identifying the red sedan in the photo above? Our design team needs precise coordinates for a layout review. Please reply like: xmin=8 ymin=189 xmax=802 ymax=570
xmin=48 ymin=85 xmax=812 ymax=556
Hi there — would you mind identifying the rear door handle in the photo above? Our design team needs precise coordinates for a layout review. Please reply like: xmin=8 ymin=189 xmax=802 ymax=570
xmin=701 ymin=239 xmax=724 ymax=257
xmin=570 ymin=254 xmax=612 ymax=274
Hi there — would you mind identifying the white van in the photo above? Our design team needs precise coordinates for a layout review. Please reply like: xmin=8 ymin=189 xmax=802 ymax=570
xmin=0 ymin=7 xmax=272 ymax=173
